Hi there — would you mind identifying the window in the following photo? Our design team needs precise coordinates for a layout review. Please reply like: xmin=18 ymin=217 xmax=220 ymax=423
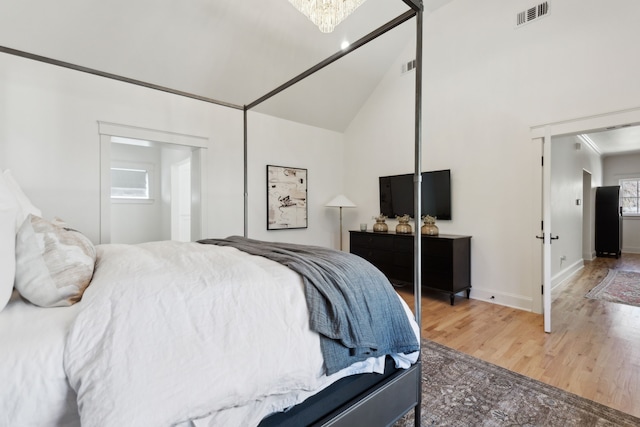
xmin=620 ymin=178 xmax=640 ymax=215
xmin=111 ymin=167 xmax=149 ymax=199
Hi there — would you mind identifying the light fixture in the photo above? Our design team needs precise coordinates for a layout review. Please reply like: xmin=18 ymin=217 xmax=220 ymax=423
xmin=325 ymin=194 xmax=356 ymax=251
xmin=288 ymin=0 xmax=367 ymax=33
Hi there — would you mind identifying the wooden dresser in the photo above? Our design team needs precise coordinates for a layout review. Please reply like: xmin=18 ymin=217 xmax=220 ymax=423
xmin=349 ymin=230 xmax=471 ymax=305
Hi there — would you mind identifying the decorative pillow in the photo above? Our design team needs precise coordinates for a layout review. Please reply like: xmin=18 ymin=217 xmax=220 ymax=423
xmin=0 ymin=172 xmax=18 ymax=312
xmin=2 ymin=169 xmax=42 ymax=229
xmin=14 ymin=215 xmax=96 ymax=307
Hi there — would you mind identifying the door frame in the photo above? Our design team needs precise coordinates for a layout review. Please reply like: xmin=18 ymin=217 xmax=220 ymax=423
xmin=530 ymin=106 xmax=640 ymax=333
xmin=98 ymin=121 xmax=208 ymax=244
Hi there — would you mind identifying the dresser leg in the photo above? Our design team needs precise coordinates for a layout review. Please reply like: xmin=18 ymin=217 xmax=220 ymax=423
xmin=449 ymin=294 xmax=455 ymax=305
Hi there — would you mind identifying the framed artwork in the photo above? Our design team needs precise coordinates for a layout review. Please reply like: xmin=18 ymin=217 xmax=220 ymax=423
xmin=267 ymin=165 xmax=307 ymax=230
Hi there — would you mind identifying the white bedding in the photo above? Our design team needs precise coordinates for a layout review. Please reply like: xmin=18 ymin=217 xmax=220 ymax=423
xmin=2 ymin=240 xmax=419 ymax=427
xmin=0 ymin=291 xmax=81 ymax=427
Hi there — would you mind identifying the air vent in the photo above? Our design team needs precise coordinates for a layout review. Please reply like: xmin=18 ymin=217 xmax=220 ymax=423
xmin=401 ymin=59 xmax=416 ymax=74
xmin=516 ymin=2 xmax=549 ymax=27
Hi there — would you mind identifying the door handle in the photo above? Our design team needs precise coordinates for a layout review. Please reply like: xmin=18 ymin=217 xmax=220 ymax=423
xmin=535 ymin=234 xmax=545 ymax=242
xmin=550 ymin=234 xmax=559 ymax=243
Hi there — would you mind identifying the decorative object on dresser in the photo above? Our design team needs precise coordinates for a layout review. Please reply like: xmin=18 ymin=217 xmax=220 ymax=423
xmin=420 ymin=215 xmax=439 ymax=236
xmin=372 ymin=213 xmax=388 ymax=232
xmin=395 ymin=214 xmax=412 ymax=234
xmin=350 ymin=230 xmax=471 ymax=305
xmin=325 ymin=194 xmax=356 ymax=251
xmin=266 ymin=165 xmax=308 ymax=230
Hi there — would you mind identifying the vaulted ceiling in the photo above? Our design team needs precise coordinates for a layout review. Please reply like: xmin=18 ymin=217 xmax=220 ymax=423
xmin=0 ymin=0 xmax=452 ymax=131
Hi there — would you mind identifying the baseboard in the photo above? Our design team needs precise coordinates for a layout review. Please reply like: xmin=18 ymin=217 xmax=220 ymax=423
xmin=623 ymin=247 xmax=640 ymax=254
xmin=551 ymin=259 xmax=584 ymax=291
xmin=466 ymin=259 xmax=584 ymax=312
xmin=468 ymin=289 xmax=533 ymax=312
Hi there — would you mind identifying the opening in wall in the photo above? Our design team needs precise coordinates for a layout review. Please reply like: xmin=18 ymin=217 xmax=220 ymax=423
xmin=98 ymin=121 xmax=208 ymax=244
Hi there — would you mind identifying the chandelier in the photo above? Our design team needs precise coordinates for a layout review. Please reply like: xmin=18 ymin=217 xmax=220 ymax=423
xmin=288 ymin=0 xmax=367 ymax=33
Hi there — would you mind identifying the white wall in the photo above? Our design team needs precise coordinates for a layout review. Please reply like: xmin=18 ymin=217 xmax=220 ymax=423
xmin=0 ymin=51 xmax=245 ymax=243
xmin=344 ymin=30 xmax=416 ymax=236
xmin=344 ymin=0 xmax=640 ymax=311
xmin=550 ymin=135 xmax=602 ymax=286
xmin=247 ymin=111 xmax=345 ymax=248
xmin=0 ymin=52 xmax=348 ymax=249
xmin=603 ymin=152 xmax=640 ymax=253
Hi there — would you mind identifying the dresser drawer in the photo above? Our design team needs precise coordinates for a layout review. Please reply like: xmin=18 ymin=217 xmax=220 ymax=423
xmin=351 ymin=232 xmax=394 ymax=249
xmin=393 ymin=237 xmax=414 ymax=253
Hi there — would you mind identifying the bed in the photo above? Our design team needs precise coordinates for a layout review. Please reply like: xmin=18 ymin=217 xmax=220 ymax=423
xmin=1 ymin=168 xmax=421 ymax=426
xmin=1 ymin=239 xmax=420 ymax=426
xmin=1 ymin=1 xmax=426 ymax=424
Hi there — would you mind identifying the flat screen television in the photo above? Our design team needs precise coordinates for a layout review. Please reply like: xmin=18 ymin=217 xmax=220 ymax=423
xmin=379 ymin=169 xmax=451 ymax=220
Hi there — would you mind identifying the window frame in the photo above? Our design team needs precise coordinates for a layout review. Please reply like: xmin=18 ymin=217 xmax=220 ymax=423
xmin=619 ymin=177 xmax=640 ymax=217
xmin=110 ymin=160 xmax=156 ymax=204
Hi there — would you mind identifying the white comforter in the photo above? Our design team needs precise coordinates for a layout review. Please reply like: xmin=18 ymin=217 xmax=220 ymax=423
xmin=64 ymin=241 xmax=419 ymax=427
xmin=0 ymin=291 xmax=81 ymax=427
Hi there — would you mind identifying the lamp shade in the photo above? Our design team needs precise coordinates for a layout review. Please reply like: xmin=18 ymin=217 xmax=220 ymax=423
xmin=325 ymin=194 xmax=356 ymax=208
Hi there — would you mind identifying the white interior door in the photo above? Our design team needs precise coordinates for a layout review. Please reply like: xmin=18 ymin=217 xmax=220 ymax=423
xmin=542 ymin=132 xmax=552 ymax=333
xmin=171 ymin=158 xmax=191 ymax=242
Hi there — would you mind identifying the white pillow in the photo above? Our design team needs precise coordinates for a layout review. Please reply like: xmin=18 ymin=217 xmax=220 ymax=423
xmin=0 ymin=172 xmax=18 ymax=312
xmin=2 ymin=169 xmax=42 ymax=229
xmin=14 ymin=215 xmax=96 ymax=307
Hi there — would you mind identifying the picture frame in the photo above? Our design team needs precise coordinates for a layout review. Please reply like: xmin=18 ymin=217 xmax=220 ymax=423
xmin=266 ymin=165 xmax=308 ymax=230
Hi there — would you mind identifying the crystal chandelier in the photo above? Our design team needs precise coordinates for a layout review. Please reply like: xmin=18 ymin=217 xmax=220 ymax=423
xmin=288 ymin=0 xmax=367 ymax=33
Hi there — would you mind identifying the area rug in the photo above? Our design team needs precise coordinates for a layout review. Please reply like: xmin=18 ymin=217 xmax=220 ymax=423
xmin=394 ymin=340 xmax=640 ymax=426
xmin=585 ymin=269 xmax=640 ymax=308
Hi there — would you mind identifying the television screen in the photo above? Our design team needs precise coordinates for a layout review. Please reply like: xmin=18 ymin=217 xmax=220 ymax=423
xmin=379 ymin=169 xmax=451 ymax=220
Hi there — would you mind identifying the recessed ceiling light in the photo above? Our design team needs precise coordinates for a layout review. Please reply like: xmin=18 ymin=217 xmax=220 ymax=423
xmin=341 ymin=41 xmax=350 ymax=50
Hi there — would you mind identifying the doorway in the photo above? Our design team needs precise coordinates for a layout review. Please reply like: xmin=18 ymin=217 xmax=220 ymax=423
xmin=98 ymin=121 xmax=208 ymax=244
xmin=532 ymin=107 xmax=640 ymax=332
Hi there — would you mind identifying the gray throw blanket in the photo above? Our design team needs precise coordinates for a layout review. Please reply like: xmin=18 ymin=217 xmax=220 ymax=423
xmin=198 ymin=236 xmax=419 ymax=375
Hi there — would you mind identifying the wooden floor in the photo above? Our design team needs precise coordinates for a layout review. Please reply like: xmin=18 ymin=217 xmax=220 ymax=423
xmin=396 ymin=253 xmax=640 ymax=419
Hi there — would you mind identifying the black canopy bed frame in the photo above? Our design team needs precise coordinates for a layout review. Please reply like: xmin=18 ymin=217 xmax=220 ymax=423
xmin=0 ymin=0 xmax=426 ymax=425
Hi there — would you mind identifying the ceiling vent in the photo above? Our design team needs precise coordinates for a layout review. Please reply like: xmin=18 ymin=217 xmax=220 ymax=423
xmin=516 ymin=2 xmax=549 ymax=27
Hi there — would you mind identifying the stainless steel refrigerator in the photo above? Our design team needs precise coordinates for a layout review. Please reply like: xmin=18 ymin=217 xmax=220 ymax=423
xmin=595 ymin=185 xmax=622 ymax=258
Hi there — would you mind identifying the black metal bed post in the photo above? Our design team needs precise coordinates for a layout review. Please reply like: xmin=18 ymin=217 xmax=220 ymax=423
xmin=413 ymin=9 xmax=423 ymax=426
xmin=246 ymin=10 xmax=416 ymax=110
xmin=413 ymin=6 xmax=424 ymax=336
xmin=0 ymin=45 xmax=245 ymax=111
xmin=412 ymin=3 xmax=424 ymax=427
xmin=243 ymin=107 xmax=249 ymax=238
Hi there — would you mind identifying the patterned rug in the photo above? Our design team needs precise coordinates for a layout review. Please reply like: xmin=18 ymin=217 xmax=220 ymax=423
xmin=394 ymin=340 xmax=640 ymax=426
xmin=585 ymin=269 xmax=640 ymax=308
